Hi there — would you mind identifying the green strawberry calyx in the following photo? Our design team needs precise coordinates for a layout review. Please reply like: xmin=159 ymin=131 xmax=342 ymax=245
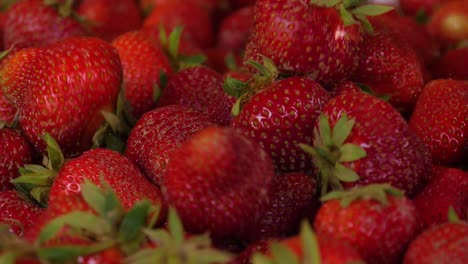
xmin=299 ymin=113 xmax=366 ymax=196
xmin=310 ymin=0 xmax=394 ymax=33
xmin=11 ymin=133 xmax=64 ymax=207
xmin=159 ymin=25 xmax=207 ymax=71
xmin=126 ymin=207 xmax=233 ymax=264
xmin=321 ymin=183 xmax=404 ymax=208
xmin=251 ymin=221 xmax=321 ymax=264
xmin=223 ymin=54 xmax=279 ymax=116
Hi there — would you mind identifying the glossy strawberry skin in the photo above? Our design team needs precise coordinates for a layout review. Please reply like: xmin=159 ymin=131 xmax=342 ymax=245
xmin=125 ymin=105 xmax=213 ymax=186
xmin=317 ymin=92 xmax=431 ymax=197
xmin=77 ymin=0 xmax=142 ymax=42
xmin=314 ymin=196 xmax=420 ymax=264
xmin=163 ymin=127 xmax=274 ymax=240
xmin=111 ymin=30 xmax=173 ymax=119
xmin=158 ymin=66 xmax=235 ymax=126
xmin=250 ymin=172 xmax=319 ymax=242
xmin=0 ymin=190 xmax=44 ymax=236
xmin=409 ymin=79 xmax=467 ymax=165
xmin=143 ymin=0 xmax=214 ymax=49
xmin=430 ymin=48 xmax=468 ymax=80
xmin=244 ymin=0 xmax=362 ymax=85
xmin=232 ymin=77 xmax=330 ymax=173
xmin=0 ymin=129 xmax=33 ymax=190
xmin=2 ymin=37 xmax=122 ymax=157
xmin=403 ymin=221 xmax=468 ymax=264
xmin=3 ymin=0 xmax=85 ymax=49
xmin=413 ymin=166 xmax=468 ymax=229
xmin=352 ymin=30 xmax=425 ymax=113
xmin=47 ymin=148 xmax=165 ymax=218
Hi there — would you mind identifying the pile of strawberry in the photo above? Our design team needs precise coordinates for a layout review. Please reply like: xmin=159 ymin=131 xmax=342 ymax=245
xmin=0 ymin=0 xmax=467 ymax=263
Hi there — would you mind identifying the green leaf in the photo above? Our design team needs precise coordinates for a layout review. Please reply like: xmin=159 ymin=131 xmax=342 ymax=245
xmin=167 ymin=207 xmax=184 ymax=246
xmin=270 ymin=243 xmax=299 ymax=264
xmin=247 ymin=59 xmax=270 ymax=77
xmin=231 ymin=98 xmax=242 ymax=117
xmin=43 ymin=133 xmax=64 ymax=171
xmin=179 ymin=54 xmax=207 ymax=69
xmin=225 ymin=52 xmax=237 ymax=71
xmin=339 ymin=143 xmax=366 ymax=162
xmin=37 ymin=212 xmax=111 ymax=244
xmin=334 ymin=163 xmax=360 ymax=182
xmin=189 ymin=248 xmax=233 ymax=263
xmin=318 ymin=114 xmax=332 ymax=146
xmin=37 ymin=244 xmax=110 ymax=262
xmin=144 ymin=229 xmax=172 ymax=246
xmin=251 ymin=253 xmax=273 ymax=264
xmin=339 ymin=5 xmax=357 ymax=26
xmin=11 ymin=173 xmax=55 ymax=185
xmin=126 ymin=248 xmax=165 ymax=264
xmin=355 ymin=14 xmax=374 ymax=34
xmin=448 ymin=207 xmax=461 ymax=223
xmin=104 ymin=133 xmax=126 ymax=154
xmin=343 ymin=0 xmax=362 ymax=8
xmin=81 ymin=180 xmax=106 ymax=216
xmin=331 ymin=113 xmax=355 ymax=146
xmin=168 ymin=26 xmax=183 ymax=59
xmin=298 ymin=143 xmax=318 ymax=157
xmin=223 ymin=77 xmax=248 ymax=98
xmin=320 ymin=190 xmax=345 ymax=202
xmin=300 ymin=221 xmax=321 ymax=264
xmin=352 ymin=5 xmax=394 ymax=16
xmin=118 ymin=200 xmax=152 ymax=243
xmin=159 ymin=24 xmax=168 ymax=46
xmin=0 ymin=252 xmax=16 ymax=264
xmin=159 ymin=70 xmax=168 ymax=90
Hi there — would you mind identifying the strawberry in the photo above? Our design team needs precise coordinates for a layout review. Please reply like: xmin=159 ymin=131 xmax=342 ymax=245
xmin=427 ymin=0 xmax=468 ymax=46
xmin=229 ymin=0 xmax=255 ymax=9
xmin=400 ymin=0 xmax=452 ymax=16
xmin=409 ymin=79 xmax=467 ymax=165
xmin=0 ymin=190 xmax=43 ymax=236
xmin=250 ymin=172 xmax=319 ymax=242
xmin=231 ymin=75 xmax=330 ymax=173
xmin=140 ymin=0 xmax=222 ymax=14
xmin=413 ymin=166 xmax=468 ymax=228
xmin=0 ymin=88 xmax=16 ymax=126
xmin=252 ymin=221 xmax=364 ymax=264
xmin=163 ymin=126 xmax=274 ymax=240
xmin=217 ymin=6 xmax=253 ymax=52
xmin=430 ymin=47 xmax=468 ymax=80
xmin=314 ymin=184 xmax=420 ymax=264
xmin=403 ymin=220 xmax=468 ymax=264
xmin=204 ymin=48 xmax=243 ymax=73
xmin=0 ymin=128 xmax=33 ymax=190
xmin=369 ymin=12 xmax=440 ymax=66
xmin=111 ymin=30 xmax=173 ymax=120
xmin=125 ymin=105 xmax=213 ymax=186
xmin=1 ymin=37 xmax=122 ymax=157
xmin=243 ymin=0 xmax=392 ymax=86
xmin=3 ymin=0 xmax=85 ymax=49
xmin=143 ymin=0 xmax=214 ymax=49
xmin=77 ymin=0 xmax=142 ymax=42
xmin=351 ymin=29 xmax=425 ymax=113
xmin=158 ymin=66 xmax=235 ymax=126
xmin=300 ymin=91 xmax=431 ymax=197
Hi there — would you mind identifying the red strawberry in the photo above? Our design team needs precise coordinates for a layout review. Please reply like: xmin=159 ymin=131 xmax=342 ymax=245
xmin=204 ymin=48 xmax=243 ymax=73
xmin=403 ymin=221 xmax=468 ymax=264
xmin=430 ymin=47 xmax=468 ymax=80
xmin=314 ymin=184 xmax=420 ymax=264
xmin=255 ymin=222 xmax=364 ymax=264
xmin=158 ymin=66 xmax=235 ymax=126
xmin=143 ymin=0 xmax=214 ymax=49
xmin=400 ymin=0 xmax=452 ymax=16
xmin=231 ymin=76 xmax=330 ymax=173
xmin=140 ymin=0 xmax=221 ymax=14
xmin=369 ymin=12 xmax=440 ymax=66
xmin=250 ymin=172 xmax=319 ymax=241
xmin=0 ymin=88 xmax=16 ymax=127
xmin=47 ymin=148 xmax=165 ymax=217
xmin=3 ymin=0 xmax=85 ymax=49
xmin=1 ymin=37 xmax=122 ymax=157
xmin=243 ymin=0 xmax=391 ymax=85
xmin=111 ymin=30 xmax=173 ymax=119
xmin=413 ymin=166 xmax=468 ymax=228
xmin=409 ymin=79 xmax=467 ymax=165
xmin=0 ymin=128 xmax=33 ymax=190
xmin=0 ymin=190 xmax=43 ymax=236
xmin=217 ymin=6 xmax=253 ymax=52
xmin=300 ymin=91 xmax=431 ymax=197
xmin=125 ymin=105 xmax=213 ymax=186
xmin=427 ymin=0 xmax=468 ymax=45
xmin=352 ymin=30 xmax=425 ymax=113
xmin=163 ymin=126 xmax=274 ymax=240
xmin=77 ymin=0 xmax=142 ymax=42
